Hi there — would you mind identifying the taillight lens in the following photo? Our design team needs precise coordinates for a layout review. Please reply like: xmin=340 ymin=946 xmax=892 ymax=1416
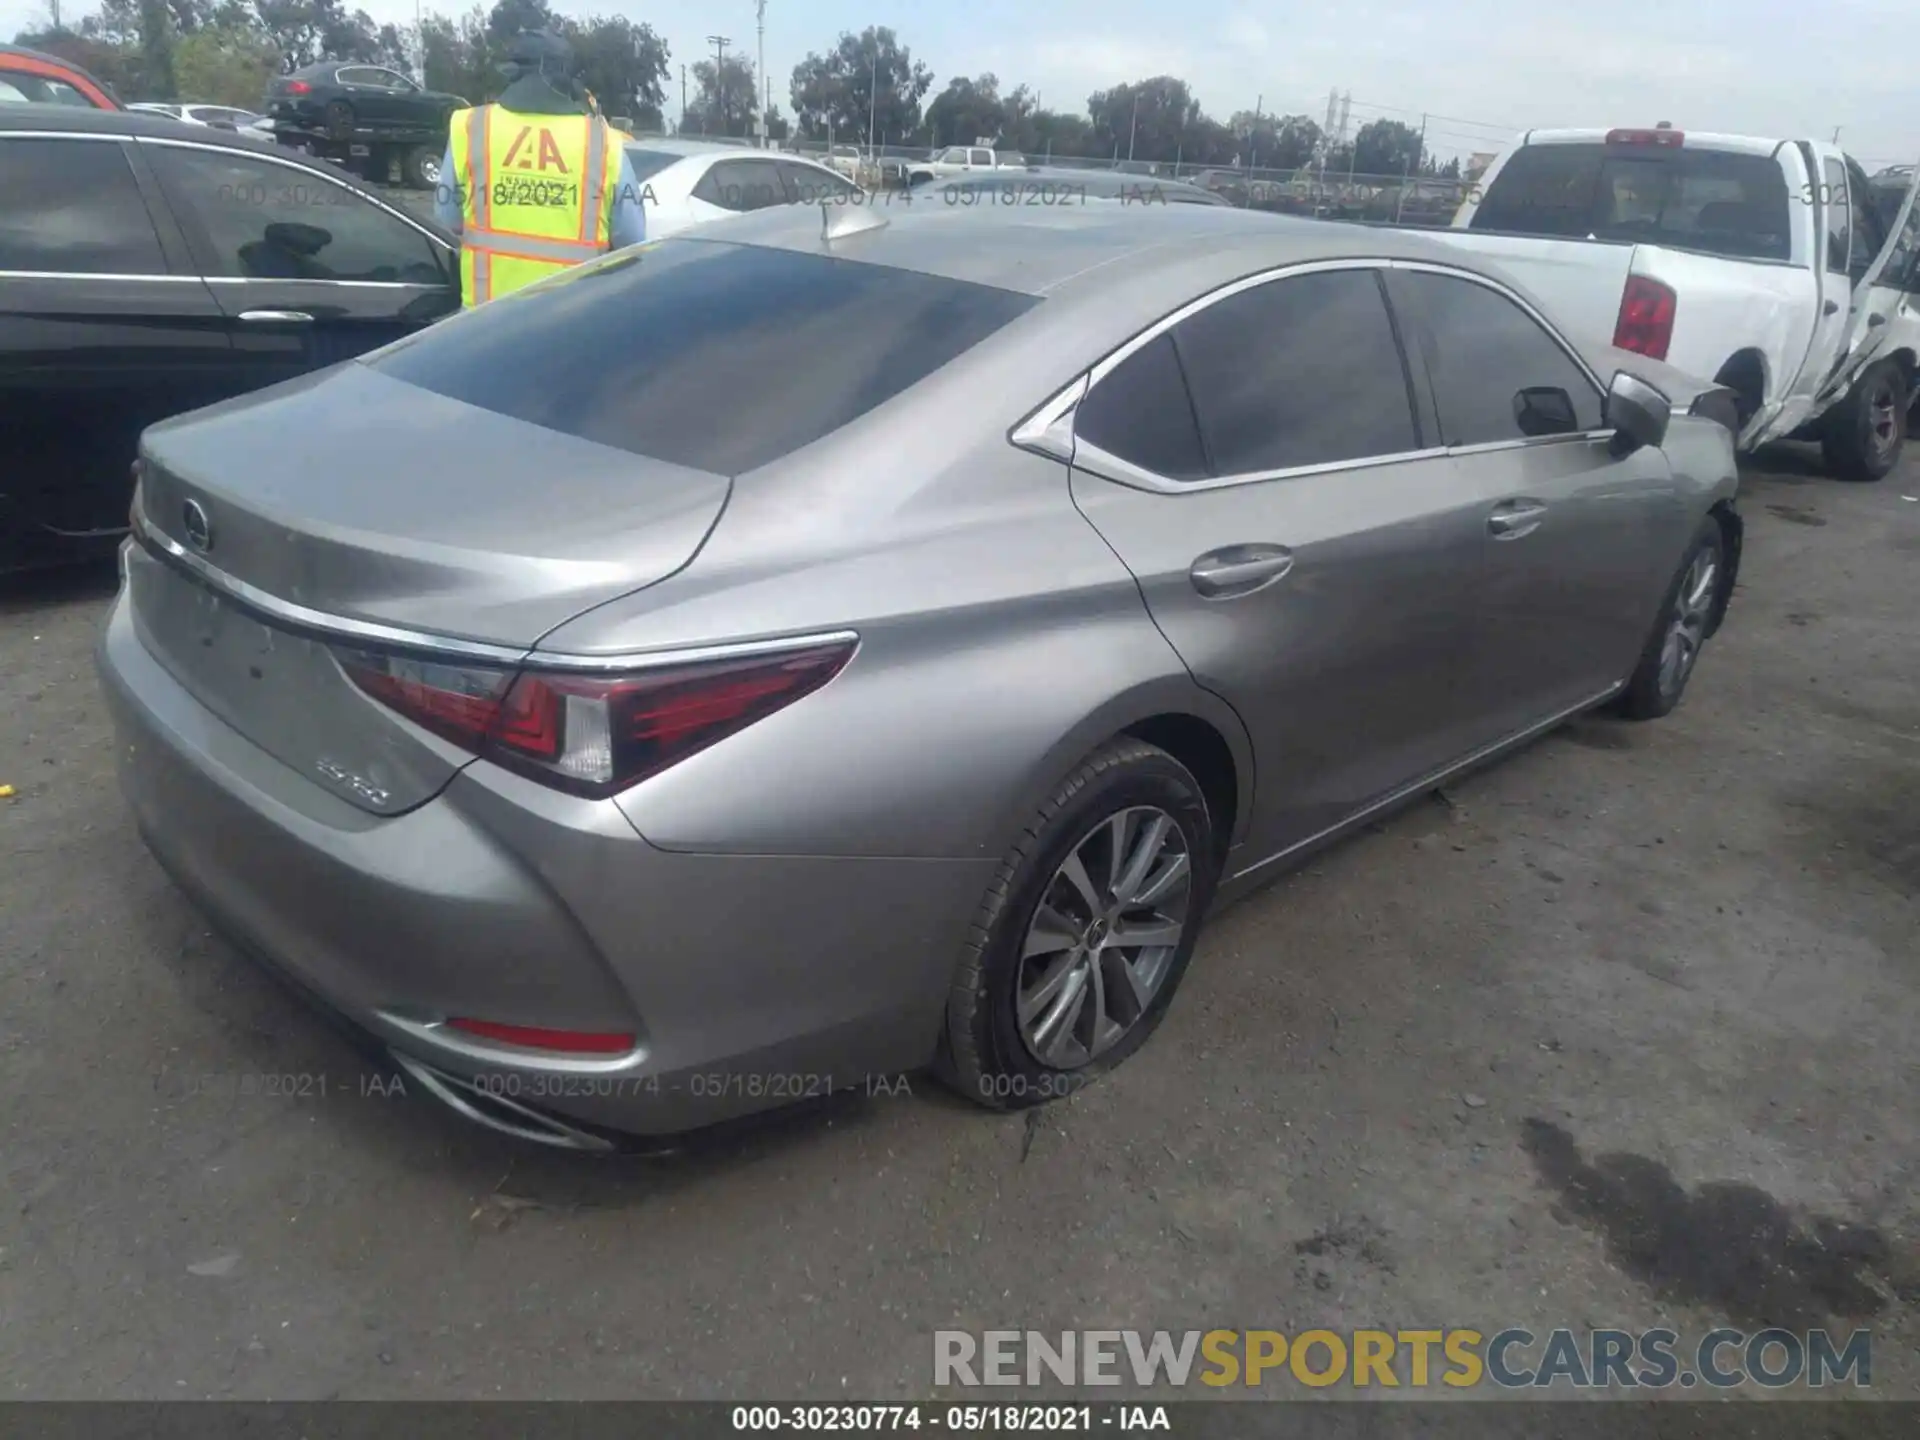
xmin=335 ymin=640 xmax=856 ymax=798
xmin=285 ymin=79 xmax=311 ymax=94
xmin=1613 ymin=275 xmax=1676 ymax=361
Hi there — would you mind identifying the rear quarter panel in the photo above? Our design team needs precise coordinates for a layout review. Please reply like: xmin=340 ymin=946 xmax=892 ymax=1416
xmin=535 ymin=407 xmax=1256 ymax=863
xmin=1630 ymin=246 xmax=1816 ymax=423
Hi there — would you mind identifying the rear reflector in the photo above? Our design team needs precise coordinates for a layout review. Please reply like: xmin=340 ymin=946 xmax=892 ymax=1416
xmin=335 ymin=638 xmax=857 ymax=799
xmin=447 ymin=1018 xmax=636 ymax=1055
xmin=1605 ymin=127 xmax=1683 ymax=148
xmin=1613 ymin=275 xmax=1677 ymax=361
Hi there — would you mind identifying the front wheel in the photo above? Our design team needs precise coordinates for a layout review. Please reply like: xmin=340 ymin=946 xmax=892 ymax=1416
xmin=1820 ymin=358 xmax=1907 ymax=482
xmin=1613 ymin=517 xmax=1726 ymax=721
xmin=937 ymin=738 xmax=1219 ymax=1111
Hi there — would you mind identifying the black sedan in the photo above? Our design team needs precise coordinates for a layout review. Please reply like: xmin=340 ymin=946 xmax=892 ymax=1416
xmin=264 ymin=62 xmax=465 ymax=186
xmin=0 ymin=104 xmax=459 ymax=572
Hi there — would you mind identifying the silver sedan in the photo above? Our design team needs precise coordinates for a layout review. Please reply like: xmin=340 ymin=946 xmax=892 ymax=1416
xmin=97 ymin=203 xmax=1743 ymax=1149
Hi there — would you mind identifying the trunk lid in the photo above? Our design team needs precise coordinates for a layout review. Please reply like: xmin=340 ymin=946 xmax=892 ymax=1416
xmin=136 ymin=361 xmax=731 ymax=647
xmin=129 ymin=361 xmax=731 ymax=815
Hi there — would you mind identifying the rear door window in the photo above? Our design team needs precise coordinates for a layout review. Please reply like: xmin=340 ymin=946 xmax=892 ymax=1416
xmin=366 ymin=239 xmax=1040 ymax=474
xmin=0 ymin=136 xmax=168 ymax=273
xmin=695 ymin=159 xmax=786 ymax=212
xmin=1824 ymin=157 xmax=1851 ymax=273
xmin=624 ymin=147 xmax=688 ymax=184
xmin=1169 ymin=268 xmax=1419 ymax=474
xmin=778 ymin=160 xmax=859 ymax=205
xmin=1074 ymin=334 xmax=1210 ymax=481
xmin=1473 ymin=142 xmax=1792 ymax=261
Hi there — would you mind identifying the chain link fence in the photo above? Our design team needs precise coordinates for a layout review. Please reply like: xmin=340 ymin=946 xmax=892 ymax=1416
xmin=614 ymin=130 xmax=1477 ymax=227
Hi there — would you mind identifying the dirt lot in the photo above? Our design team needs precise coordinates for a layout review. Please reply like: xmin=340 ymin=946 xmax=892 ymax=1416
xmin=0 ymin=448 xmax=1915 ymax=1401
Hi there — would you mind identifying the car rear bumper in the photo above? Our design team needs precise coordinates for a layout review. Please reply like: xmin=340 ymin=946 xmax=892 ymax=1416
xmin=97 ymin=587 xmax=991 ymax=1143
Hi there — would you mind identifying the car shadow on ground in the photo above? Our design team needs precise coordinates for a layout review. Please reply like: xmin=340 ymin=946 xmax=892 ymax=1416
xmin=0 ymin=558 xmax=118 ymax=617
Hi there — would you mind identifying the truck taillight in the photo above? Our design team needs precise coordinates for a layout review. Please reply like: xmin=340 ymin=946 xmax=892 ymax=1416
xmin=1613 ymin=276 xmax=1677 ymax=361
xmin=334 ymin=640 xmax=856 ymax=799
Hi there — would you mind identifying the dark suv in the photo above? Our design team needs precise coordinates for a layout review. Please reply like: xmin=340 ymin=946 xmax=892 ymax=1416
xmin=264 ymin=62 xmax=465 ymax=187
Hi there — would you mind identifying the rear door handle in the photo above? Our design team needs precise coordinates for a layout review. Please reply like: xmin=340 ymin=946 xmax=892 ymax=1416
xmin=237 ymin=309 xmax=314 ymax=323
xmin=1189 ymin=544 xmax=1294 ymax=598
xmin=1488 ymin=499 xmax=1548 ymax=540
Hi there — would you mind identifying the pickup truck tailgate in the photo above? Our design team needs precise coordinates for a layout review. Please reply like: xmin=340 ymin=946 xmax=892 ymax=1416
xmin=1418 ymin=232 xmax=1635 ymax=352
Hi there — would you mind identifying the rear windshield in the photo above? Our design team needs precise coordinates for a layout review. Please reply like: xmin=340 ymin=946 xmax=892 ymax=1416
xmin=1472 ymin=142 xmax=1793 ymax=261
xmin=367 ymin=239 xmax=1039 ymax=474
xmin=623 ymin=147 xmax=689 ymax=183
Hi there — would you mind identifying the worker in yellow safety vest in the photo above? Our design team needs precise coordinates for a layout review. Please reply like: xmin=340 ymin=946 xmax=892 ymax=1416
xmin=436 ymin=28 xmax=646 ymax=307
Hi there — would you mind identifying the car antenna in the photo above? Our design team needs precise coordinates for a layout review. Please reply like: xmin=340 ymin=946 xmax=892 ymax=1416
xmin=821 ymin=201 xmax=888 ymax=244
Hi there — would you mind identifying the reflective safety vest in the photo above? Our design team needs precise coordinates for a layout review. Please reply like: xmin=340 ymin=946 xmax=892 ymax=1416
xmin=447 ymin=104 xmax=622 ymax=306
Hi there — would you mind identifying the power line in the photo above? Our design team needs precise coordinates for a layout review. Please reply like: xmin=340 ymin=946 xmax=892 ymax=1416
xmin=1346 ymin=97 xmax=1518 ymax=134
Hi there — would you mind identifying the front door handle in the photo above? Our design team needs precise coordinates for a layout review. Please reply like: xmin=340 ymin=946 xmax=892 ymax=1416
xmin=237 ymin=309 xmax=314 ymax=323
xmin=1488 ymin=499 xmax=1548 ymax=540
xmin=1189 ymin=544 xmax=1294 ymax=598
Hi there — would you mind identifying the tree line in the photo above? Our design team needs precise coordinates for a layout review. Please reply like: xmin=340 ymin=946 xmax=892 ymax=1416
xmin=14 ymin=3 xmax=1460 ymax=175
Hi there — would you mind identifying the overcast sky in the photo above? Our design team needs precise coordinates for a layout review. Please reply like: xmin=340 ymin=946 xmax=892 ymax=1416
xmin=10 ymin=0 xmax=1919 ymax=166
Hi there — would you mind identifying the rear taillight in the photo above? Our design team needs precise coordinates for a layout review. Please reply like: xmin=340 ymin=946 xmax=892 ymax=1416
xmin=334 ymin=640 xmax=856 ymax=798
xmin=284 ymin=79 xmax=311 ymax=94
xmin=1613 ymin=275 xmax=1677 ymax=361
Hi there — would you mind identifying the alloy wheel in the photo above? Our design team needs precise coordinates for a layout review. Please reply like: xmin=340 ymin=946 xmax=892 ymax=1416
xmin=1657 ymin=548 xmax=1718 ymax=699
xmin=1868 ymin=378 xmax=1900 ymax=461
xmin=1015 ymin=806 xmax=1193 ymax=1069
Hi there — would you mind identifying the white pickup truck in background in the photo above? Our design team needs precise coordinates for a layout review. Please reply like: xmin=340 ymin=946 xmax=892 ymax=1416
xmin=1432 ymin=126 xmax=1920 ymax=479
xmin=907 ymin=145 xmax=1025 ymax=187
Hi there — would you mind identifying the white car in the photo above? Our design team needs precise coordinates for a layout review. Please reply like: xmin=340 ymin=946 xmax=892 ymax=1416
xmin=127 ymin=101 xmax=266 ymax=129
xmin=624 ymin=140 xmax=866 ymax=240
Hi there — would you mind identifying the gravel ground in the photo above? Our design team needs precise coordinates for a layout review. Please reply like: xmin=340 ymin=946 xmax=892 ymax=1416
xmin=0 ymin=446 xmax=1915 ymax=1401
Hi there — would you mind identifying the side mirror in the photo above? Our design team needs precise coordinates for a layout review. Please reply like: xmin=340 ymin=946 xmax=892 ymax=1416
xmin=1605 ymin=371 xmax=1671 ymax=455
xmin=1514 ymin=386 xmax=1579 ymax=437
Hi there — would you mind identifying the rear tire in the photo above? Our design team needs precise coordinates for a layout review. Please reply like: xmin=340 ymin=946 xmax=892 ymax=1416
xmin=1819 ymin=358 xmax=1906 ymax=482
xmin=937 ymin=738 xmax=1219 ymax=1112
xmin=402 ymin=143 xmax=440 ymax=189
xmin=323 ymin=99 xmax=355 ymax=142
xmin=1612 ymin=517 xmax=1726 ymax=721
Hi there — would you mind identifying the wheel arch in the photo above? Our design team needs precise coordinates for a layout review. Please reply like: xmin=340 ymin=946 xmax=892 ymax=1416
xmin=1712 ymin=348 xmax=1770 ymax=427
xmin=1012 ymin=681 xmax=1256 ymax=866
xmin=1706 ymin=498 xmax=1743 ymax=637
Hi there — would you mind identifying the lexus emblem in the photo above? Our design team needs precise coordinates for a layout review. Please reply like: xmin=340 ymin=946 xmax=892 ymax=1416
xmin=182 ymin=498 xmax=213 ymax=552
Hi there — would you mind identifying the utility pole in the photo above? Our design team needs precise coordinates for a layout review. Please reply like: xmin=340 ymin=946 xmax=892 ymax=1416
xmin=1394 ymin=112 xmax=1428 ymax=222
xmin=866 ymin=46 xmax=877 ymax=159
xmin=1249 ymin=92 xmax=1262 ymax=170
xmin=708 ymin=35 xmax=731 ymax=135
xmin=680 ymin=63 xmax=688 ymax=134
xmin=1127 ymin=94 xmax=1139 ymax=161
xmin=1831 ymin=126 xmax=1842 ymax=143
xmin=755 ymin=0 xmax=767 ymax=145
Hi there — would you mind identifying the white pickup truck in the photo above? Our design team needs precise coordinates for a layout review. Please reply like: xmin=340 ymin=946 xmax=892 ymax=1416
xmin=1431 ymin=126 xmax=1920 ymax=479
xmin=907 ymin=144 xmax=1022 ymax=187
